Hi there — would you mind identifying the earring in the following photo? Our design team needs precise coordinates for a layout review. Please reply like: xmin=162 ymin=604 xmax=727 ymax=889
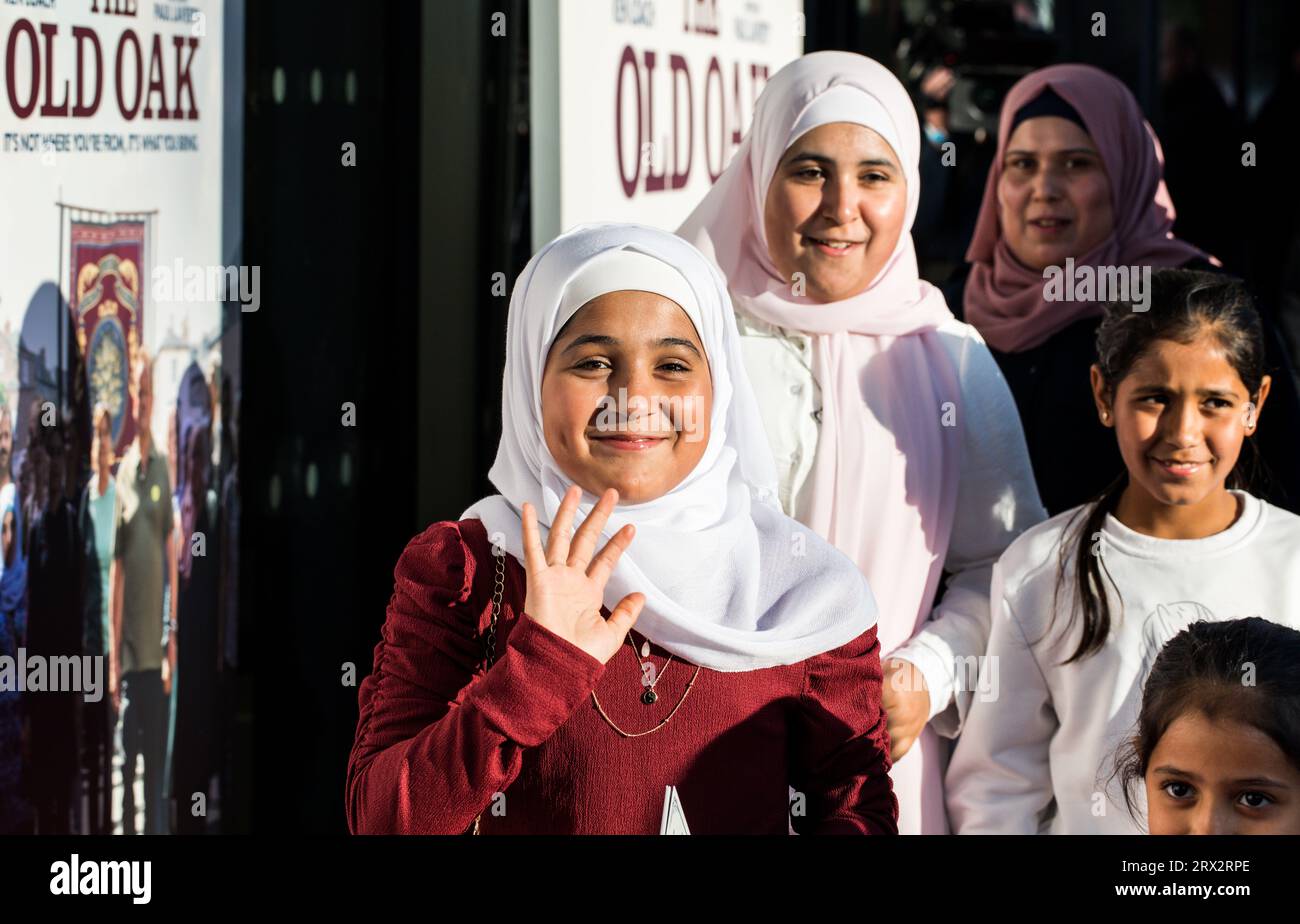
xmin=1101 ymin=410 xmax=1110 ymax=424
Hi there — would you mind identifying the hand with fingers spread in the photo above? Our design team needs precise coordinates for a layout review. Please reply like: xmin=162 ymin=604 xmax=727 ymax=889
xmin=521 ymin=485 xmax=645 ymax=665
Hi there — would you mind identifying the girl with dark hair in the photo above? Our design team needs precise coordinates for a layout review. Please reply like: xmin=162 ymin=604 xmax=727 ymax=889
xmin=1112 ymin=617 xmax=1300 ymax=835
xmin=946 ymin=268 xmax=1300 ymax=833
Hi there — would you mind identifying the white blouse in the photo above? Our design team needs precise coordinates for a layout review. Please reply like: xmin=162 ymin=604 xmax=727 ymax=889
xmin=736 ymin=312 xmax=1047 ymax=735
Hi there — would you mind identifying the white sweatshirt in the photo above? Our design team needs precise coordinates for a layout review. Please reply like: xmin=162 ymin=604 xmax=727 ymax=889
xmin=946 ymin=490 xmax=1300 ymax=834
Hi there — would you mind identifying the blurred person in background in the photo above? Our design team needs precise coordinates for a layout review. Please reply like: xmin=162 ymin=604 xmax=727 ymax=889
xmin=1248 ymin=33 xmax=1300 ymax=355
xmin=25 ymin=416 xmax=84 ymax=833
xmin=1157 ymin=24 xmax=1245 ymax=272
xmin=217 ymin=375 xmax=239 ymax=826
xmin=79 ymin=405 xmax=117 ymax=834
xmin=160 ymin=407 xmax=180 ymax=820
xmin=0 ymin=398 xmax=31 ymax=833
xmin=171 ymin=361 xmax=220 ymax=834
xmin=111 ymin=350 xmax=175 ymax=835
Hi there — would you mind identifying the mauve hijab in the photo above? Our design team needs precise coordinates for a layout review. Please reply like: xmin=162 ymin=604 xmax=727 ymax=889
xmin=964 ymin=64 xmax=1210 ymax=353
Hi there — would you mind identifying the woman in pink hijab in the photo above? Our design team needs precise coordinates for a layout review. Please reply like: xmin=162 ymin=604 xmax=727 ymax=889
xmin=947 ymin=64 xmax=1300 ymax=516
xmin=678 ymin=51 xmax=1047 ymax=834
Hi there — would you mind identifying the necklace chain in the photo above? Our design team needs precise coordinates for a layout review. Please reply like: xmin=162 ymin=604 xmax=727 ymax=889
xmin=629 ymin=630 xmax=674 ymax=690
xmin=591 ymin=665 xmax=702 ymax=737
xmin=487 ymin=553 xmax=701 ymax=739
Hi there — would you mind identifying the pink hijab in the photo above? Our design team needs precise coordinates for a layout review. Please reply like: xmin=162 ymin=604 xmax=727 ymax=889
xmin=679 ymin=51 xmax=963 ymax=833
xmin=678 ymin=50 xmax=961 ymax=674
xmin=964 ymin=64 xmax=1210 ymax=353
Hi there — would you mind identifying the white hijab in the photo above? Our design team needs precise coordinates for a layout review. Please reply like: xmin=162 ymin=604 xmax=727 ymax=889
xmin=463 ymin=223 xmax=876 ymax=672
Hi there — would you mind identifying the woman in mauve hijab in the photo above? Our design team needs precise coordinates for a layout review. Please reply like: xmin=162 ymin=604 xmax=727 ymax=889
xmin=678 ymin=51 xmax=1047 ymax=834
xmin=946 ymin=63 xmax=1300 ymax=516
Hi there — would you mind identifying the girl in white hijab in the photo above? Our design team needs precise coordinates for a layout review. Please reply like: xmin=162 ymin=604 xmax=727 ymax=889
xmin=679 ymin=51 xmax=1046 ymax=833
xmin=346 ymin=223 xmax=898 ymax=834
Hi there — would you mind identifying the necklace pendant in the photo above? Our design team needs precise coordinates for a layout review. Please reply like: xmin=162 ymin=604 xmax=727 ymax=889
xmin=640 ymin=640 xmax=650 ymax=658
xmin=641 ymin=688 xmax=658 ymax=705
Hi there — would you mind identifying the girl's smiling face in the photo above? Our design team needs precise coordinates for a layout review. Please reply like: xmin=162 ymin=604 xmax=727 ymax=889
xmin=1093 ymin=333 xmax=1271 ymax=512
xmin=763 ymin=122 xmax=907 ymax=304
xmin=540 ymin=290 xmax=713 ymax=505
xmin=1145 ymin=710 xmax=1300 ymax=835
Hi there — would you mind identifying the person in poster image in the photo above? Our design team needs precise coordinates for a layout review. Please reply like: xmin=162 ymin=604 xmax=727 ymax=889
xmin=109 ymin=351 xmax=177 ymax=835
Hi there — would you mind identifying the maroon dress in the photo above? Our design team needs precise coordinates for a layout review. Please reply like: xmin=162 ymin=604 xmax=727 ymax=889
xmin=346 ymin=519 xmax=897 ymax=834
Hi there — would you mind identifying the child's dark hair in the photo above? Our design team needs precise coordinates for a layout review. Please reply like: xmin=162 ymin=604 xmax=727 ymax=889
xmin=1112 ymin=617 xmax=1300 ymax=825
xmin=1051 ymin=269 xmax=1268 ymax=663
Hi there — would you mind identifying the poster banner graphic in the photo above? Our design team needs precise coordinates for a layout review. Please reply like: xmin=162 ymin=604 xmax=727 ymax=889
xmin=70 ymin=218 xmax=146 ymax=458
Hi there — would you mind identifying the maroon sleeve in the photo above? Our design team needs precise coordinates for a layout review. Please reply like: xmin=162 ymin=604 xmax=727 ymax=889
xmin=789 ymin=625 xmax=899 ymax=835
xmin=345 ymin=521 xmax=606 ymax=834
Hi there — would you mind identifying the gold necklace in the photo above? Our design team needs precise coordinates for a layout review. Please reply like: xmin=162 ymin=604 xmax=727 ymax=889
xmin=628 ymin=630 xmax=674 ymax=704
xmin=592 ymin=659 xmax=702 ymax=738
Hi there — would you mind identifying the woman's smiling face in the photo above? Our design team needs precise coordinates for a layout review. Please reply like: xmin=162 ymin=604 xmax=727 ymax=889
xmin=540 ymin=290 xmax=713 ymax=505
xmin=997 ymin=115 xmax=1114 ymax=271
xmin=763 ymin=121 xmax=907 ymax=304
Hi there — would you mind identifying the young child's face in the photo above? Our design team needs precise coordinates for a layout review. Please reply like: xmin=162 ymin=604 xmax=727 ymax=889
xmin=1145 ymin=710 xmax=1300 ymax=834
xmin=1100 ymin=334 xmax=1270 ymax=509
xmin=540 ymin=290 xmax=712 ymax=506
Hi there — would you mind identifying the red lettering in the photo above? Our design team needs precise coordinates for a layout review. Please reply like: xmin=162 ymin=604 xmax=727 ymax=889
xmin=669 ymin=53 xmax=692 ymax=189
xmin=171 ymin=35 xmax=198 ymax=119
xmin=615 ymin=45 xmax=641 ymax=199
xmin=642 ymin=50 xmax=665 ymax=193
xmin=71 ymin=27 xmax=104 ymax=117
xmin=704 ymin=56 xmax=724 ymax=182
xmin=5 ymin=19 xmax=39 ymax=119
xmin=38 ymin=23 xmax=69 ymax=116
xmin=115 ymin=28 xmax=143 ymax=119
xmin=731 ymin=61 xmax=743 ymax=147
xmin=142 ymin=32 xmax=168 ymax=119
